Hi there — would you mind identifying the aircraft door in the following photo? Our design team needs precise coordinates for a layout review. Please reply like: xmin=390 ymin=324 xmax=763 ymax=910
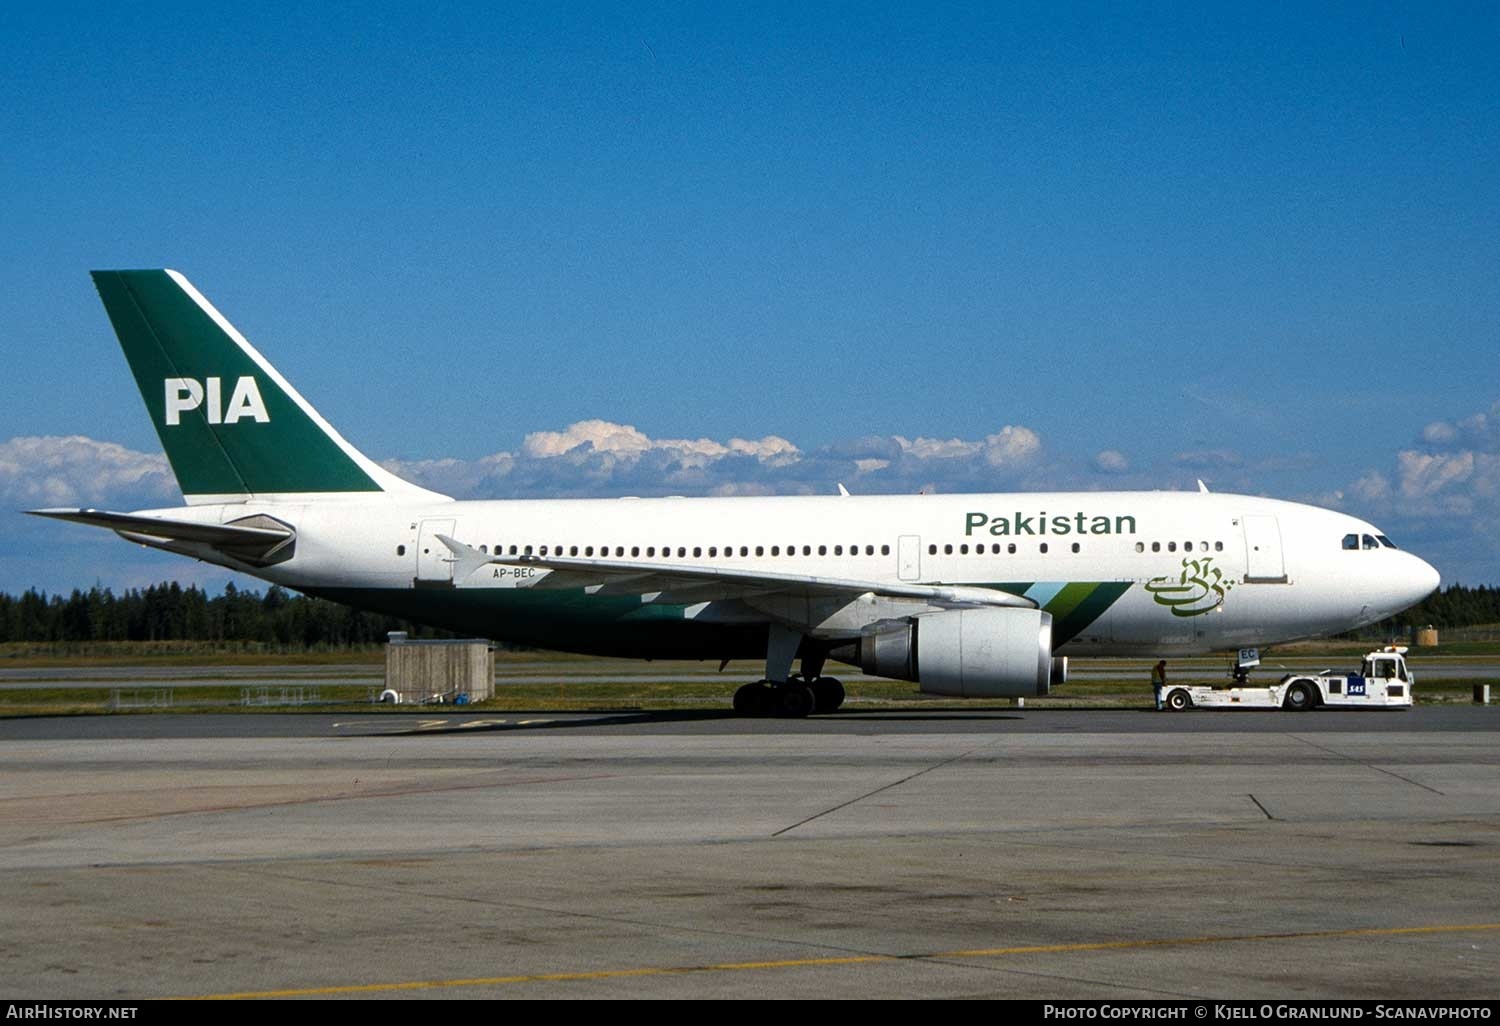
xmin=415 ymin=518 xmax=457 ymax=584
xmin=898 ymin=535 xmax=921 ymax=581
xmin=1242 ymin=514 xmax=1287 ymax=583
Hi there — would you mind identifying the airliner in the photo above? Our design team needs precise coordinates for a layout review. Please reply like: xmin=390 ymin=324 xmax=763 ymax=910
xmin=30 ymin=271 xmax=1441 ymax=716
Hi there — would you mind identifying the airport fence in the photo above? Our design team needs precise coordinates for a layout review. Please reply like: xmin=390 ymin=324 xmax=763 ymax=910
xmin=240 ymin=685 xmax=324 ymax=707
xmin=108 ymin=688 xmax=174 ymax=710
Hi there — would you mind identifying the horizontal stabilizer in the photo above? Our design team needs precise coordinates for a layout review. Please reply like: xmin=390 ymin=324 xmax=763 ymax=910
xmin=28 ymin=508 xmax=295 ymax=562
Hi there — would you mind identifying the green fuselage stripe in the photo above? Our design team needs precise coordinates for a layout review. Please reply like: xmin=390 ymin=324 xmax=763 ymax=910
xmin=306 ymin=580 xmax=1134 ymax=659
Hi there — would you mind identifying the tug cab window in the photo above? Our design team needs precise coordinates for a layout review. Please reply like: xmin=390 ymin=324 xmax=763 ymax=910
xmin=1361 ymin=656 xmax=1406 ymax=682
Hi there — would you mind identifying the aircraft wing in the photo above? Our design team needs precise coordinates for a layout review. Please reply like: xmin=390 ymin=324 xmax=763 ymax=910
xmin=436 ymin=535 xmax=1035 ymax=610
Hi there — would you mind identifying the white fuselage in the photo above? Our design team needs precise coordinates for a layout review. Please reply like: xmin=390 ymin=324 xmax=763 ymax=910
xmin=136 ymin=489 xmax=1440 ymax=659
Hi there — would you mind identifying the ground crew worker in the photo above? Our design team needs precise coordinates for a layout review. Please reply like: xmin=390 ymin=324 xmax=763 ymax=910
xmin=1151 ymin=660 xmax=1167 ymax=710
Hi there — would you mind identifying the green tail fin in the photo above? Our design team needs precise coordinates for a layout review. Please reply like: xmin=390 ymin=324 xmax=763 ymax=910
xmin=91 ymin=270 xmax=439 ymax=503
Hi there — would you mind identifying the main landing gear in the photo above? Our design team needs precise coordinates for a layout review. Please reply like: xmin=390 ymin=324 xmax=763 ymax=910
xmin=732 ymin=675 xmax=845 ymax=718
xmin=732 ymin=624 xmax=845 ymax=718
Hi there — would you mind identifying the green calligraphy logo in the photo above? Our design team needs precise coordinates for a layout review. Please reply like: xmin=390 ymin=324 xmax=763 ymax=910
xmin=1145 ymin=557 xmax=1234 ymax=617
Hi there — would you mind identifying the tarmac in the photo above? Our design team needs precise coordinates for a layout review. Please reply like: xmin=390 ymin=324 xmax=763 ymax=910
xmin=1 ymin=707 xmax=1497 ymax=999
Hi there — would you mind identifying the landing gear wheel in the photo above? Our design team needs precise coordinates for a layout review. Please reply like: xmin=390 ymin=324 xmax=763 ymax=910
xmin=1165 ymin=688 xmax=1192 ymax=711
xmin=811 ymin=676 xmax=845 ymax=713
xmin=733 ymin=682 xmax=772 ymax=717
xmin=775 ymin=683 xmax=816 ymax=719
xmin=1284 ymin=681 xmax=1317 ymax=711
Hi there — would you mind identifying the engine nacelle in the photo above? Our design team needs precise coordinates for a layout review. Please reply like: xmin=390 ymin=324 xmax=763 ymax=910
xmin=835 ymin=607 xmax=1056 ymax=698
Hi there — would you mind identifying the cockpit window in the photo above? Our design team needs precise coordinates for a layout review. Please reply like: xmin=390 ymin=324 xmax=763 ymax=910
xmin=1342 ymin=533 xmax=1359 ymax=550
xmin=1377 ymin=535 xmax=1397 ymax=549
xmin=1362 ymin=534 xmax=1379 ymax=550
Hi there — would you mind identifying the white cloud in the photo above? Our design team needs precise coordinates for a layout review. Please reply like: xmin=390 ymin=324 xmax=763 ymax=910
xmin=1396 ymin=451 xmax=1474 ymax=499
xmin=728 ymin=435 xmax=799 ymax=460
xmin=1174 ymin=448 xmax=1241 ymax=469
xmin=1420 ymin=421 xmax=1457 ymax=445
xmin=1093 ymin=449 xmax=1129 ymax=474
xmin=376 ymin=419 xmax=1050 ymax=500
xmin=1350 ymin=471 xmax=1391 ymax=502
xmin=983 ymin=426 xmax=1042 ymax=467
xmin=891 ymin=425 xmax=1041 ymax=468
xmin=521 ymin=419 xmax=654 ymax=458
xmin=1341 ymin=399 xmax=1500 ymax=583
xmin=1417 ymin=400 xmax=1500 ymax=452
xmin=0 ymin=436 xmax=175 ymax=507
xmin=893 ymin=435 xmax=978 ymax=460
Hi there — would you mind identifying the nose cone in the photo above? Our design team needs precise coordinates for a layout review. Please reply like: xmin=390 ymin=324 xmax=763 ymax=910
xmin=1389 ymin=553 xmax=1441 ymax=614
xmin=1413 ymin=555 xmax=1441 ymax=601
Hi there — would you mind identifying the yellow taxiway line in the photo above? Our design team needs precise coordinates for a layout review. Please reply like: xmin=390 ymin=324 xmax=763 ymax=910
xmin=192 ymin=921 xmax=1500 ymax=999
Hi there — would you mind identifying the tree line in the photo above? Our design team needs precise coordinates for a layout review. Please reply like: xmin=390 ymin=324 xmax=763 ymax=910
xmin=1361 ymin=582 xmax=1500 ymax=635
xmin=0 ymin=582 xmax=453 ymax=647
xmin=0 ymin=580 xmax=1494 ymax=649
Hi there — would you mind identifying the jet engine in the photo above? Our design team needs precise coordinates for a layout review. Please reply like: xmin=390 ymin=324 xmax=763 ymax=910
xmin=831 ymin=607 xmax=1058 ymax=697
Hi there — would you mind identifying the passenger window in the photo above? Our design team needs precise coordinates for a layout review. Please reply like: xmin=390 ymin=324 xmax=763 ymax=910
xmin=569 ymin=546 xmax=578 ymax=556
xmin=1008 ymin=543 xmax=1016 ymax=554
xmin=1168 ymin=542 xmax=1176 ymax=552
xmin=741 ymin=546 xmax=750 ymax=556
xmin=834 ymin=545 xmax=843 ymax=556
xmin=944 ymin=544 xmax=953 ymax=555
xmin=929 ymin=544 xmax=937 ymax=555
xmin=771 ymin=546 xmax=780 ymax=556
xmin=960 ymin=544 xmax=969 ymax=555
xmin=632 ymin=546 xmax=641 ymax=557
xmin=818 ymin=545 xmax=827 ymax=555
xmin=1071 ymin=542 xmax=1080 ymax=553
xmin=1215 ymin=541 xmax=1223 ymax=552
xmin=646 ymin=547 xmax=654 ymax=557
xmin=396 ymin=545 xmax=406 ymax=556
xmin=880 ymin=545 xmax=890 ymax=555
xmin=677 ymin=547 xmax=686 ymax=558
xmin=1184 ymin=542 xmax=1193 ymax=552
xmin=803 ymin=545 xmax=811 ymax=556
xmin=755 ymin=546 xmax=764 ymax=556
xmin=1135 ymin=542 xmax=1144 ymax=553
xmin=867 ymin=545 xmax=875 ymax=556
xmin=707 ymin=547 xmax=716 ymax=557
xmin=1040 ymin=543 xmax=1048 ymax=554
xmin=1152 ymin=542 xmax=1160 ymax=553
xmin=509 ymin=545 xmax=518 ymax=556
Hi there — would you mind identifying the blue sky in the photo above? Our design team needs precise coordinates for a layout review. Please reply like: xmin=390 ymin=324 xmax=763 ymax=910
xmin=3 ymin=3 xmax=1498 ymax=594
